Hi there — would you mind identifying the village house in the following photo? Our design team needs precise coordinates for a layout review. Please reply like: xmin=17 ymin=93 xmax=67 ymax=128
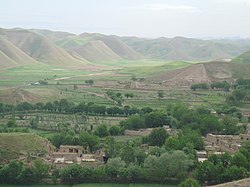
xmin=205 ymin=133 xmax=250 ymax=153
xmin=51 ymin=145 xmax=105 ymax=167
xmin=196 ymin=131 xmax=250 ymax=162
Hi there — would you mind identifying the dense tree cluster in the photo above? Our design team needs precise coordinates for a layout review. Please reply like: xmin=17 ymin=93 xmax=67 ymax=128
xmin=226 ymin=78 xmax=250 ymax=104
xmin=196 ymin=149 xmax=250 ymax=185
xmin=210 ymin=81 xmax=230 ymax=91
xmin=85 ymin=80 xmax=94 ymax=85
xmin=49 ymin=131 xmax=99 ymax=151
xmin=191 ymin=83 xmax=209 ymax=91
xmin=191 ymin=81 xmax=230 ymax=91
xmin=120 ymin=111 xmax=176 ymax=130
xmin=0 ymin=159 xmax=49 ymax=184
xmin=59 ymin=150 xmax=193 ymax=184
xmin=167 ymin=103 xmax=244 ymax=135
xmin=120 ymin=104 xmax=243 ymax=136
xmin=0 ymin=99 xmax=154 ymax=117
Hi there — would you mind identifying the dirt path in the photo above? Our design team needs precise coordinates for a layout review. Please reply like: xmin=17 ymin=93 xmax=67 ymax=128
xmin=54 ymin=72 xmax=107 ymax=81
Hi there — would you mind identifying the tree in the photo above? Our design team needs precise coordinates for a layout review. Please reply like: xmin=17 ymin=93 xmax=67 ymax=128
xmin=141 ymin=107 xmax=153 ymax=114
xmin=85 ymin=80 xmax=94 ymax=85
xmin=32 ymin=159 xmax=49 ymax=180
xmin=143 ymin=155 xmax=161 ymax=180
xmin=0 ymin=160 xmax=24 ymax=184
xmin=221 ymin=116 xmax=239 ymax=135
xmin=222 ymin=166 xmax=248 ymax=182
xmin=134 ymin=148 xmax=147 ymax=165
xmin=30 ymin=116 xmax=39 ymax=129
xmin=191 ymin=83 xmax=209 ymax=91
xmin=158 ymin=151 xmax=193 ymax=179
xmin=17 ymin=167 xmax=37 ymax=184
xmin=231 ymin=152 xmax=248 ymax=168
xmin=7 ymin=119 xmax=16 ymax=127
xmin=148 ymin=127 xmax=168 ymax=146
xmin=119 ymin=144 xmax=136 ymax=164
xmin=106 ymin=157 xmax=126 ymax=177
xmin=144 ymin=111 xmax=170 ymax=128
xmin=60 ymin=164 xmax=94 ymax=183
xmin=109 ymin=126 xmax=121 ymax=136
xmin=120 ymin=115 xmax=145 ymax=130
xmin=94 ymin=124 xmax=109 ymax=137
xmin=124 ymin=93 xmax=134 ymax=99
xmin=79 ymin=132 xmax=99 ymax=152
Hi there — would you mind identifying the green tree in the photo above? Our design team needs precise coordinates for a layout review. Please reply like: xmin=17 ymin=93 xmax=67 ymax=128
xmin=120 ymin=114 xmax=145 ymax=130
xmin=231 ymin=152 xmax=248 ymax=168
xmin=79 ymin=131 xmax=99 ymax=152
xmin=7 ymin=119 xmax=16 ymax=127
xmin=158 ymin=151 xmax=193 ymax=179
xmin=32 ymin=159 xmax=49 ymax=180
xmin=0 ymin=160 xmax=24 ymax=184
xmin=106 ymin=157 xmax=126 ymax=177
xmin=120 ymin=145 xmax=135 ymax=164
xmin=60 ymin=164 xmax=94 ymax=183
xmin=17 ymin=167 xmax=37 ymax=184
xmin=144 ymin=111 xmax=170 ymax=128
xmin=94 ymin=124 xmax=109 ymax=137
xmin=109 ymin=126 xmax=121 ymax=136
xmin=148 ymin=127 xmax=168 ymax=146
xmin=134 ymin=148 xmax=147 ymax=165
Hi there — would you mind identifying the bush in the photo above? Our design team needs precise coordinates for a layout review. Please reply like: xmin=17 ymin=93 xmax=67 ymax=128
xmin=7 ymin=119 xmax=16 ymax=127
xmin=109 ymin=126 xmax=121 ymax=136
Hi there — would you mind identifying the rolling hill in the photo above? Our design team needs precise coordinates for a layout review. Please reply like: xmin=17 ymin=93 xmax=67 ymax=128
xmin=121 ymin=36 xmax=250 ymax=61
xmin=74 ymin=40 xmax=122 ymax=62
xmin=0 ymin=28 xmax=88 ymax=66
xmin=1 ymin=27 xmax=250 ymax=70
xmin=232 ymin=51 xmax=250 ymax=63
xmin=0 ymin=36 xmax=38 ymax=69
xmin=149 ymin=61 xmax=250 ymax=85
xmin=31 ymin=28 xmax=75 ymax=41
xmin=56 ymin=33 xmax=142 ymax=61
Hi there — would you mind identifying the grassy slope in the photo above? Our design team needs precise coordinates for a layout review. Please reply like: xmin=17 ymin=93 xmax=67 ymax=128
xmin=55 ymin=35 xmax=92 ymax=49
xmin=56 ymin=33 xmax=142 ymax=61
xmin=121 ymin=36 xmax=247 ymax=61
xmin=119 ymin=61 xmax=191 ymax=77
xmin=232 ymin=50 xmax=250 ymax=63
xmin=1 ymin=29 xmax=88 ymax=66
xmin=0 ymin=133 xmax=50 ymax=164
xmin=74 ymin=40 xmax=122 ymax=62
xmin=0 ymin=36 xmax=38 ymax=69
xmin=0 ymin=63 xmax=95 ymax=86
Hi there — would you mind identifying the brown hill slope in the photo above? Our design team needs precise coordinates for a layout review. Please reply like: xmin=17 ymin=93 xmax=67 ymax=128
xmin=0 ymin=36 xmax=38 ymax=69
xmin=0 ymin=50 xmax=18 ymax=69
xmin=57 ymin=33 xmax=142 ymax=61
xmin=149 ymin=61 xmax=250 ymax=85
xmin=0 ymin=88 xmax=40 ymax=104
xmin=74 ymin=40 xmax=122 ymax=62
xmin=0 ymin=29 xmax=88 ymax=66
